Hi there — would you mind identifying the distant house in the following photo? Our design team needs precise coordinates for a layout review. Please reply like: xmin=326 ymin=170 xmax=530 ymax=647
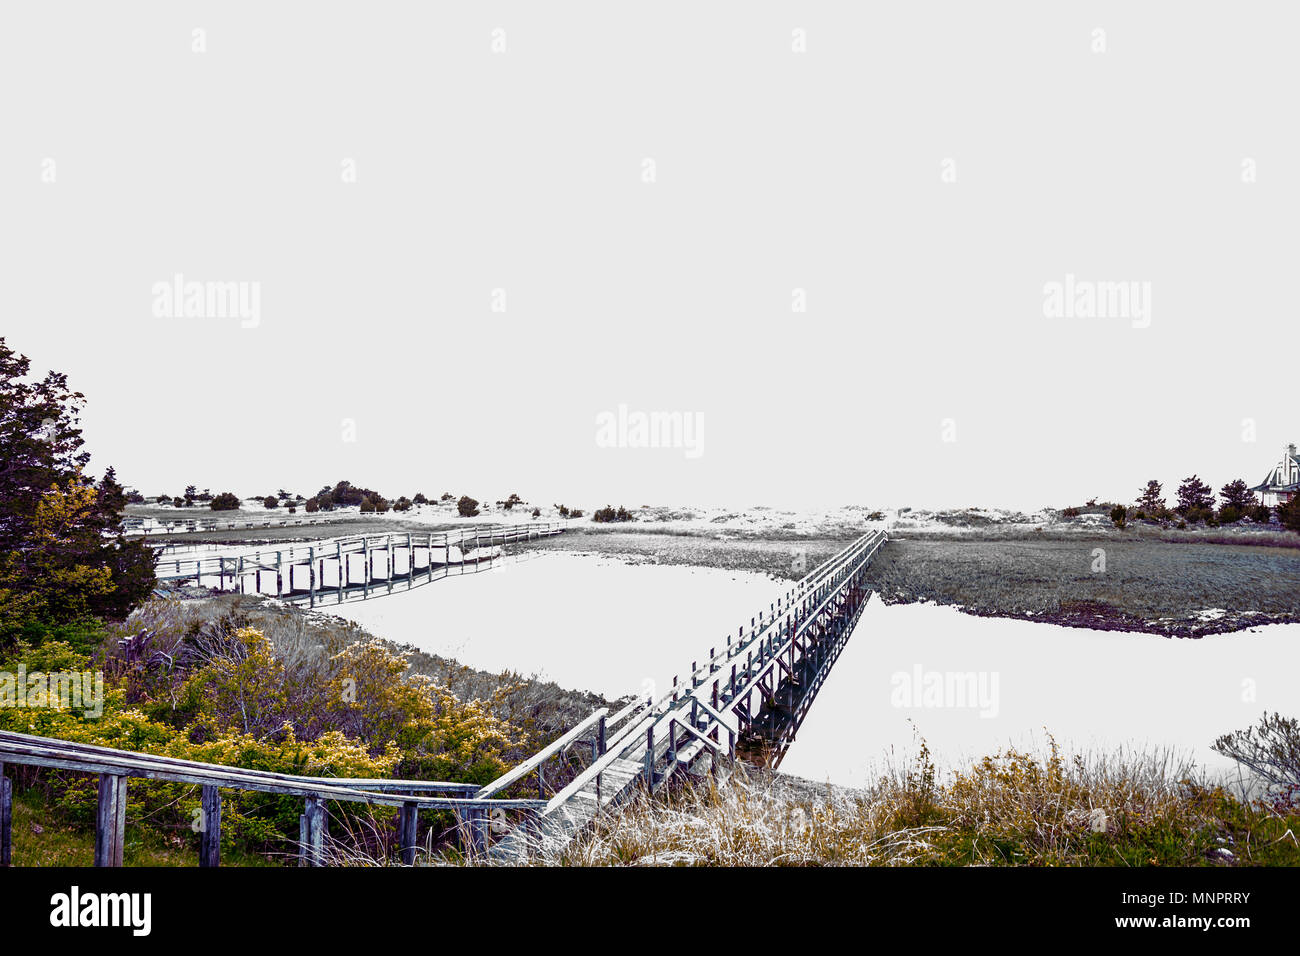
xmin=1250 ymin=443 xmax=1299 ymax=507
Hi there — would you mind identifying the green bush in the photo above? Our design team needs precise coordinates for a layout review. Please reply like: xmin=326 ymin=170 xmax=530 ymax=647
xmin=263 ymin=495 xmax=278 ymax=509
xmin=592 ymin=505 xmax=633 ymax=523
xmin=210 ymin=492 xmax=240 ymax=511
xmin=1109 ymin=505 xmax=1127 ymax=528
xmin=457 ymin=496 xmax=480 ymax=518
xmin=1279 ymin=498 xmax=1300 ymax=534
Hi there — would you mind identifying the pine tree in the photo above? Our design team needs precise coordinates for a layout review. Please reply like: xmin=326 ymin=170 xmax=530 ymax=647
xmin=1175 ymin=475 xmax=1215 ymax=515
xmin=0 ymin=338 xmax=155 ymax=639
xmin=1219 ymin=479 xmax=1255 ymax=513
xmin=1137 ymin=480 xmax=1165 ymax=514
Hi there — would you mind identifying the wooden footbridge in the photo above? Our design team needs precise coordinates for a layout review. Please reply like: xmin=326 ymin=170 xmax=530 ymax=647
xmin=0 ymin=528 xmax=886 ymax=866
xmin=150 ymin=522 xmax=564 ymax=607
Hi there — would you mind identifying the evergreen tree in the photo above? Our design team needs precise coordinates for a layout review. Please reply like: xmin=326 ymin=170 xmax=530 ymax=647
xmin=1175 ymin=475 xmax=1214 ymax=515
xmin=1136 ymin=480 xmax=1165 ymax=514
xmin=1219 ymin=478 xmax=1255 ymax=513
xmin=0 ymin=338 xmax=155 ymax=639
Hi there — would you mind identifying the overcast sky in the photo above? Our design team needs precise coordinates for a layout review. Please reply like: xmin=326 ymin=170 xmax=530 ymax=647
xmin=2 ymin=3 xmax=1296 ymax=511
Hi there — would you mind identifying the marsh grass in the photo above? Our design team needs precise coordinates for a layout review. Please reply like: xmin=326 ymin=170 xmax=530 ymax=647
xmin=468 ymin=739 xmax=1300 ymax=867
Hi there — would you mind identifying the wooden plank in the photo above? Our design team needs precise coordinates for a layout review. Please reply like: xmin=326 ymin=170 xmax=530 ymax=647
xmin=94 ymin=773 xmax=127 ymax=867
xmin=0 ymin=763 xmax=11 ymax=866
xmin=199 ymin=785 xmax=221 ymax=867
xmin=398 ymin=801 xmax=419 ymax=866
xmin=300 ymin=795 xmax=325 ymax=867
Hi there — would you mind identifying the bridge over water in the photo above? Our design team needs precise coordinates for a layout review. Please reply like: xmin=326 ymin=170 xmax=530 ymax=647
xmin=0 ymin=528 xmax=886 ymax=865
xmin=151 ymin=522 xmax=564 ymax=607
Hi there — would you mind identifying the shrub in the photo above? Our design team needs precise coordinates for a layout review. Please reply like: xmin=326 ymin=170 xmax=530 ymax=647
xmin=592 ymin=505 xmax=633 ymax=523
xmin=393 ymin=497 xmax=412 ymax=512
xmin=1184 ymin=505 xmax=1215 ymax=525
xmin=557 ymin=504 xmax=570 ymax=518
xmin=1062 ymin=507 xmax=1081 ymax=518
xmin=263 ymin=495 xmax=278 ymax=509
xmin=1249 ymin=503 xmax=1272 ymax=523
xmin=1109 ymin=505 xmax=1127 ymax=528
xmin=210 ymin=492 xmax=240 ymax=511
xmin=457 ymin=496 xmax=479 ymax=518
xmin=155 ymin=494 xmax=170 ymax=505
xmin=1217 ymin=504 xmax=1243 ymax=525
xmin=305 ymin=498 xmax=320 ymax=514
xmin=412 ymin=493 xmax=428 ymax=505
xmin=172 ymin=496 xmax=185 ymax=508
xmin=569 ymin=509 xmax=584 ymax=519
xmin=1279 ymin=497 xmax=1300 ymax=534
xmin=1213 ymin=712 xmax=1300 ymax=788
xmin=531 ymin=507 xmax=541 ymax=518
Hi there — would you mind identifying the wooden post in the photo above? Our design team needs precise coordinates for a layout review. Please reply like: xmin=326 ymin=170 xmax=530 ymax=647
xmin=398 ymin=801 xmax=419 ymax=866
xmin=308 ymin=546 xmax=316 ymax=607
xmin=363 ymin=538 xmax=370 ymax=598
xmin=336 ymin=541 xmax=344 ymax=599
xmin=94 ymin=773 xmax=128 ymax=867
xmin=644 ymin=725 xmax=655 ymax=793
xmin=199 ymin=785 xmax=221 ymax=868
xmin=299 ymin=796 xmax=325 ymax=866
xmin=462 ymin=808 xmax=488 ymax=859
xmin=0 ymin=762 xmax=11 ymax=867
xmin=406 ymin=533 xmax=414 ymax=587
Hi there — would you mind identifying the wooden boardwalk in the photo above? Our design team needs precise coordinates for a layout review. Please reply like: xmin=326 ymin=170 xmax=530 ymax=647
xmin=150 ymin=522 xmax=564 ymax=607
xmin=0 ymin=527 xmax=886 ymax=867
xmin=490 ymin=529 xmax=888 ymax=862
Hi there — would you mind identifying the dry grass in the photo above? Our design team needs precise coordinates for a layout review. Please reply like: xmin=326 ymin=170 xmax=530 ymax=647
xmin=491 ymin=739 xmax=1300 ymax=867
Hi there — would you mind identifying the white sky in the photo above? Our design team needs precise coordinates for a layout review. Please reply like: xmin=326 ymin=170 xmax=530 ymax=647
xmin=2 ymin=3 xmax=1296 ymax=510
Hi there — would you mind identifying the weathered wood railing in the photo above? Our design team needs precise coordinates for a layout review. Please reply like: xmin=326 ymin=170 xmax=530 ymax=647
xmin=0 ymin=729 xmax=557 ymax=867
xmin=150 ymin=522 xmax=565 ymax=607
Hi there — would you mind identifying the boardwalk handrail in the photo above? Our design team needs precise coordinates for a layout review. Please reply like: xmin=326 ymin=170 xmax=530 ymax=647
xmin=474 ymin=707 xmax=609 ymax=800
xmin=0 ymin=729 xmax=544 ymax=867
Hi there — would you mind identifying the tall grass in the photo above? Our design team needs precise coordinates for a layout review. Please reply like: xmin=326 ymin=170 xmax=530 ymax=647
xmin=467 ymin=739 xmax=1300 ymax=867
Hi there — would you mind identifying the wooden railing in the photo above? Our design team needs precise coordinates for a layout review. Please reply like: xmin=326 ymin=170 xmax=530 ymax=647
xmin=0 ymin=729 xmax=567 ymax=867
xmin=150 ymin=522 xmax=566 ymax=606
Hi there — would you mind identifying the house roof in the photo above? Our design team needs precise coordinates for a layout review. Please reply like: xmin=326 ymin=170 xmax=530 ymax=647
xmin=1250 ymin=451 xmax=1299 ymax=493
